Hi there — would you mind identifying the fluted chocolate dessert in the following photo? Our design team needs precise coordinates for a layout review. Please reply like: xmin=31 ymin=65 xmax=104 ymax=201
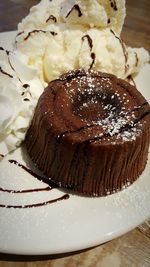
xmin=25 ymin=69 xmax=150 ymax=196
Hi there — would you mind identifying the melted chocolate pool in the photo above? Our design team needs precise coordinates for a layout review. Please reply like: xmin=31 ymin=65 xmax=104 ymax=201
xmin=72 ymin=89 xmax=121 ymax=123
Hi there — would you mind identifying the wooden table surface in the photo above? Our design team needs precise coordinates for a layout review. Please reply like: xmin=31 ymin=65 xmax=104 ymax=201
xmin=0 ymin=0 xmax=150 ymax=266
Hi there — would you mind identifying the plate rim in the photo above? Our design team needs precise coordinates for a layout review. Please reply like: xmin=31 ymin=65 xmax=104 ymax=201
xmin=0 ymin=30 xmax=150 ymax=255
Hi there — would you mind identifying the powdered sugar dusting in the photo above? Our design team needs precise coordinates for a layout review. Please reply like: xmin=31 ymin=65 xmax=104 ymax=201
xmin=63 ymin=70 xmax=146 ymax=143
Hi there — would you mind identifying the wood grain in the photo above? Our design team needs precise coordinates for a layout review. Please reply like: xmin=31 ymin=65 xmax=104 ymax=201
xmin=0 ymin=229 xmax=150 ymax=267
xmin=0 ymin=0 xmax=150 ymax=266
xmin=122 ymin=0 xmax=150 ymax=52
xmin=0 ymin=0 xmax=39 ymax=32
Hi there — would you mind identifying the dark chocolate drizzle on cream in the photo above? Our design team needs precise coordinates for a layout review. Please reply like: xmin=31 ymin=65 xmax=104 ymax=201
xmin=110 ymin=30 xmax=129 ymax=73
xmin=134 ymin=52 xmax=139 ymax=67
xmin=46 ymin=14 xmax=57 ymax=23
xmin=81 ymin=35 xmax=95 ymax=69
xmin=66 ymin=4 xmax=82 ymax=18
xmin=0 ymin=46 xmax=9 ymax=55
xmin=16 ymin=31 xmax=24 ymax=37
xmin=109 ymin=0 xmax=118 ymax=11
xmin=82 ymin=35 xmax=93 ymax=50
xmin=90 ymin=52 xmax=96 ymax=69
xmin=0 ymin=66 xmax=13 ymax=78
xmin=0 ymin=47 xmax=24 ymax=84
xmin=24 ymin=30 xmax=57 ymax=41
xmin=8 ymin=54 xmax=23 ymax=83
xmin=15 ymin=31 xmax=24 ymax=46
xmin=23 ymin=83 xmax=30 ymax=89
xmin=23 ymin=98 xmax=30 ymax=101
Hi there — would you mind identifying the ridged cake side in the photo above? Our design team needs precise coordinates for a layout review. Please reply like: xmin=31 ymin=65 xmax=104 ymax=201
xmin=25 ymin=70 xmax=150 ymax=196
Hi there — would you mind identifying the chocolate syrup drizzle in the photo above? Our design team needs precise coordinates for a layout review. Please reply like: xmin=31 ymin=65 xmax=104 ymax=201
xmin=16 ymin=31 xmax=24 ymax=37
xmin=109 ymin=0 xmax=118 ymax=11
xmin=15 ymin=31 xmax=24 ymax=46
xmin=110 ymin=30 xmax=129 ymax=73
xmin=0 ymin=194 xmax=69 ymax=209
xmin=82 ymin=35 xmax=93 ymax=50
xmin=24 ymin=30 xmax=57 ymax=41
xmin=46 ymin=15 xmax=57 ymax=23
xmin=7 ymin=54 xmax=23 ymax=84
xmin=90 ymin=53 xmax=96 ymax=69
xmin=0 ymin=66 xmax=13 ymax=78
xmin=0 ymin=160 xmax=69 ymax=209
xmin=134 ymin=52 xmax=139 ymax=67
xmin=66 ymin=4 xmax=82 ymax=18
xmin=81 ymin=35 xmax=95 ymax=69
xmin=8 ymin=159 xmax=56 ymax=186
xmin=0 ymin=46 xmax=24 ymax=84
xmin=23 ymin=83 xmax=30 ymax=89
xmin=23 ymin=98 xmax=30 ymax=101
xmin=0 ymin=46 xmax=9 ymax=55
xmin=107 ymin=18 xmax=111 ymax=24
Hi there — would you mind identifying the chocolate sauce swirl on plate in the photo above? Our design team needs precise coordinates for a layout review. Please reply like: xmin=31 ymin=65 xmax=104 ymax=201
xmin=0 ymin=159 xmax=69 ymax=209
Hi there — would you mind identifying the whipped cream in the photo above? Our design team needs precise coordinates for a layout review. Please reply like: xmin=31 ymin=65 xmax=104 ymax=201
xmin=0 ymin=48 xmax=43 ymax=157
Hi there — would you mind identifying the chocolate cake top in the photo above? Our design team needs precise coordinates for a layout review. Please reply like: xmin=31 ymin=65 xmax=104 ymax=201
xmin=38 ymin=69 xmax=150 ymax=145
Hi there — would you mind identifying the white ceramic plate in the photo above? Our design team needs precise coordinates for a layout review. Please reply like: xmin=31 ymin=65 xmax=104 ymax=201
xmin=0 ymin=31 xmax=150 ymax=255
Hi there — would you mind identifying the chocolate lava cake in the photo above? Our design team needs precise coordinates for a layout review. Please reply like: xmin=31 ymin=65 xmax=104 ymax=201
xmin=25 ymin=69 xmax=150 ymax=196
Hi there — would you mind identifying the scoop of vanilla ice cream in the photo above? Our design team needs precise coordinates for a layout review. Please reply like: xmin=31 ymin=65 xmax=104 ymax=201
xmin=0 ymin=48 xmax=43 ymax=157
xmin=18 ymin=0 xmax=63 ymax=31
xmin=17 ymin=0 xmax=149 ymax=84
xmin=16 ymin=24 xmax=149 ymax=83
xmin=18 ymin=0 xmax=125 ymax=35
xmin=44 ymin=27 xmax=149 ymax=80
xmin=60 ymin=0 xmax=126 ymax=34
